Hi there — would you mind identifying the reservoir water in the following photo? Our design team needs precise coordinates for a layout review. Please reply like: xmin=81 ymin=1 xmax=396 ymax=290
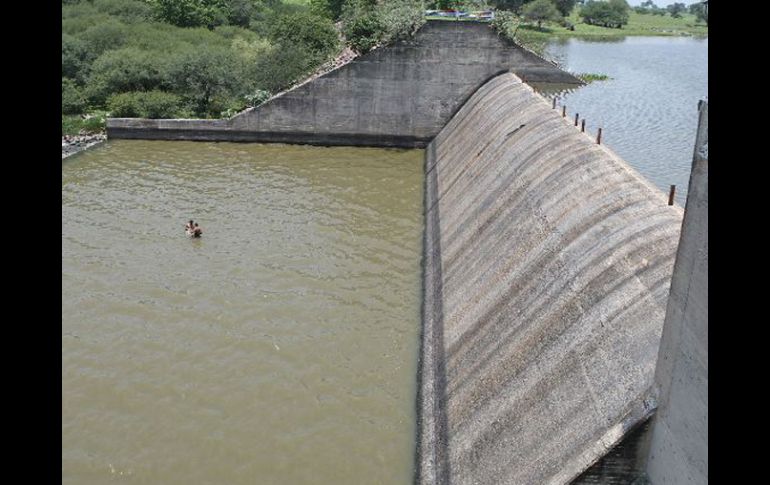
xmin=62 ymin=141 xmax=424 ymax=484
xmin=63 ymin=34 xmax=707 ymax=484
xmin=540 ymin=36 xmax=708 ymax=205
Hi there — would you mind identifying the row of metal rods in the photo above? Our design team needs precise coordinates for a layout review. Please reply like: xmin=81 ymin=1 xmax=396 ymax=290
xmin=552 ymin=96 xmax=675 ymax=206
xmin=553 ymin=96 xmax=600 ymax=143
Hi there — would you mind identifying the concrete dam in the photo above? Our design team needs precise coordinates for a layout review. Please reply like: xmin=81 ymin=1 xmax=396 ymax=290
xmin=419 ymin=72 xmax=685 ymax=484
xmin=106 ymin=20 xmax=707 ymax=485
xmin=107 ymin=21 xmax=582 ymax=147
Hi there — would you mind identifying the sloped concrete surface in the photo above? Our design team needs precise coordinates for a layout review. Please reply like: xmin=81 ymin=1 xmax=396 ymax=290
xmin=645 ymin=101 xmax=708 ymax=485
xmin=418 ymin=73 xmax=683 ymax=484
xmin=108 ymin=21 xmax=581 ymax=147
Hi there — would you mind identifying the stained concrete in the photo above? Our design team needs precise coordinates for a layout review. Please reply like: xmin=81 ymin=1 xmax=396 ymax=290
xmin=573 ymin=419 xmax=652 ymax=484
xmin=107 ymin=21 xmax=581 ymax=147
xmin=418 ymin=72 xmax=684 ymax=484
xmin=644 ymin=101 xmax=708 ymax=485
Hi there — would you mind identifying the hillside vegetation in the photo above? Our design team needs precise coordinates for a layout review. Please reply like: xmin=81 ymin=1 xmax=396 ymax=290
xmin=62 ymin=0 xmax=424 ymax=133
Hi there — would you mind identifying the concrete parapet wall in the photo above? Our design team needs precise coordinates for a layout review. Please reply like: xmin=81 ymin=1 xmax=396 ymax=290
xmin=645 ymin=101 xmax=708 ymax=485
xmin=418 ymin=72 xmax=683 ymax=484
xmin=107 ymin=21 xmax=581 ymax=147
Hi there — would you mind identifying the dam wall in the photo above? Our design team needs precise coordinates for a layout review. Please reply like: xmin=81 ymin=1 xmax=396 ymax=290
xmin=107 ymin=21 xmax=581 ymax=148
xmin=418 ymin=72 xmax=684 ymax=484
xmin=644 ymin=101 xmax=708 ymax=485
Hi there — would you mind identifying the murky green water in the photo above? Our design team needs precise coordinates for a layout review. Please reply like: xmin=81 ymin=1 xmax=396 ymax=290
xmin=62 ymin=141 xmax=424 ymax=484
xmin=538 ymin=36 xmax=708 ymax=205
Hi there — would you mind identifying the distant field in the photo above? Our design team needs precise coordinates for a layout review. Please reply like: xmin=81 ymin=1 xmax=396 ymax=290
xmin=427 ymin=10 xmax=707 ymax=39
xmin=560 ymin=10 xmax=708 ymax=37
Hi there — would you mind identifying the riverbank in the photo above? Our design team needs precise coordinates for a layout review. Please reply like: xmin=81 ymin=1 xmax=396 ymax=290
xmin=516 ymin=10 xmax=706 ymax=53
xmin=431 ymin=10 xmax=706 ymax=56
xmin=62 ymin=133 xmax=106 ymax=159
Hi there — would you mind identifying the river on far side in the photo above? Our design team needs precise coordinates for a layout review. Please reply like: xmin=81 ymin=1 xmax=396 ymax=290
xmin=536 ymin=36 xmax=707 ymax=205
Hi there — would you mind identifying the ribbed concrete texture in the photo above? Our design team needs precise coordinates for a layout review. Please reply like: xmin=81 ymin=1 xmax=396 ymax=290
xmin=418 ymin=72 xmax=684 ymax=485
xmin=573 ymin=419 xmax=652 ymax=484
xmin=108 ymin=21 xmax=581 ymax=147
xmin=645 ymin=101 xmax=708 ymax=485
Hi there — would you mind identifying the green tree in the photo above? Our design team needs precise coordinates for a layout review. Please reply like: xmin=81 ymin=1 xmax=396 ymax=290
xmin=551 ymin=0 xmax=576 ymax=17
xmin=342 ymin=0 xmax=424 ymax=54
xmin=689 ymin=2 xmax=707 ymax=24
xmin=62 ymin=34 xmax=95 ymax=84
xmin=251 ymin=42 xmax=318 ymax=92
xmin=86 ymin=48 xmax=171 ymax=107
xmin=522 ymin=0 xmax=561 ymax=29
xmin=167 ymin=47 xmax=244 ymax=116
xmin=225 ymin=0 xmax=257 ymax=27
xmin=343 ymin=11 xmax=383 ymax=53
xmin=580 ymin=0 xmax=628 ymax=28
xmin=150 ymin=0 xmax=230 ymax=28
xmin=62 ymin=78 xmax=87 ymax=114
xmin=79 ymin=19 xmax=129 ymax=57
xmin=666 ymin=2 xmax=686 ymax=18
xmin=269 ymin=11 xmax=339 ymax=61
xmin=92 ymin=0 xmax=153 ymax=22
xmin=107 ymin=90 xmax=186 ymax=118
xmin=377 ymin=0 xmax=425 ymax=43
xmin=310 ymin=0 xmax=346 ymax=20
xmin=489 ymin=0 xmax=531 ymax=13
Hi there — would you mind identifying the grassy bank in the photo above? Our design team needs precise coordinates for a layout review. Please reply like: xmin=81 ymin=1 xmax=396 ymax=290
xmin=429 ymin=9 xmax=705 ymax=56
xmin=62 ymin=113 xmax=107 ymax=136
xmin=429 ymin=10 xmax=706 ymax=38
xmin=509 ymin=10 xmax=706 ymax=55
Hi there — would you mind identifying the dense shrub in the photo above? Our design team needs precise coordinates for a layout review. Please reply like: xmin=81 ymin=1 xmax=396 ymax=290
xmin=62 ymin=4 xmax=112 ymax=35
xmin=151 ymin=0 xmax=230 ymax=28
xmin=62 ymin=0 xmax=427 ymax=119
xmin=551 ymin=0 xmax=577 ymax=17
xmin=79 ymin=19 xmax=129 ymax=57
xmin=343 ymin=12 xmax=384 ymax=54
xmin=213 ymin=24 xmax=260 ymax=41
xmin=62 ymin=34 xmax=94 ymax=83
xmin=92 ymin=0 xmax=154 ymax=22
xmin=86 ymin=48 xmax=171 ymax=106
xmin=166 ymin=47 xmax=246 ymax=116
xmin=310 ymin=0 xmax=346 ymax=20
xmin=225 ymin=0 xmax=257 ymax=27
xmin=522 ymin=0 xmax=562 ymax=29
xmin=121 ymin=23 xmax=230 ymax=52
xmin=342 ymin=0 xmax=425 ymax=54
xmin=62 ymin=78 xmax=87 ymax=115
xmin=490 ymin=10 xmax=519 ymax=42
xmin=269 ymin=12 xmax=340 ymax=61
xmin=231 ymin=35 xmax=272 ymax=63
xmin=251 ymin=42 xmax=319 ymax=92
xmin=245 ymin=89 xmax=272 ymax=107
xmin=82 ymin=112 xmax=109 ymax=133
xmin=580 ymin=0 xmax=629 ymax=28
xmin=378 ymin=0 xmax=425 ymax=43
xmin=487 ymin=0 xmax=529 ymax=14
xmin=107 ymin=90 xmax=186 ymax=118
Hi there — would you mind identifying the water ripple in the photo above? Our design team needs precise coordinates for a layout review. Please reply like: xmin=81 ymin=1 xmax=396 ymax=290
xmin=63 ymin=141 xmax=424 ymax=485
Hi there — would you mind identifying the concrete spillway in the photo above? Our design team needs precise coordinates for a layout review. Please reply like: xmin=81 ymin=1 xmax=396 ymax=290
xmin=418 ymin=73 xmax=684 ymax=484
xmin=107 ymin=21 xmax=581 ymax=148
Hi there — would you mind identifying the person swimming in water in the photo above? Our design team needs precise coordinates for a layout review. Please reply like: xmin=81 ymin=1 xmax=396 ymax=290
xmin=185 ymin=220 xmax=202 ymax=237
